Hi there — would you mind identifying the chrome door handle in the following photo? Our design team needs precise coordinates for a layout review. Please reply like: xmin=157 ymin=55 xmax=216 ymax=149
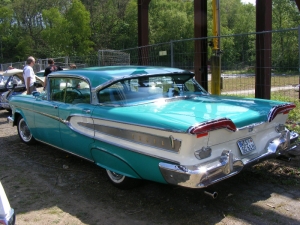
xmin=83 ymin=109 xmax=91 ymax=114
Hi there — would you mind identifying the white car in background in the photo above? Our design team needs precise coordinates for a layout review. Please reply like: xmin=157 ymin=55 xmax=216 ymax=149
xmin=0 ymin=69 xmax=44 ymax=111
xmin=0 ymin=182 xmax=15 ymax=225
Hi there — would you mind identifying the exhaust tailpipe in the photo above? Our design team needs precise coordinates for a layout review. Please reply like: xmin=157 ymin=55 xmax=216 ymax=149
xmin=204 ymin=190 xmax=218 ymax=199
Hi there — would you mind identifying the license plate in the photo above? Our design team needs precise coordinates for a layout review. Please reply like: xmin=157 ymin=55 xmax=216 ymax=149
xmin=237 ymin=137 xmax=256 ymax=155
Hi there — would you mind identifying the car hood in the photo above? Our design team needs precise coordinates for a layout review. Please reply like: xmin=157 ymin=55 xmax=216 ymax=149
xmin=102 ymin=95 xmax=289 ymax=131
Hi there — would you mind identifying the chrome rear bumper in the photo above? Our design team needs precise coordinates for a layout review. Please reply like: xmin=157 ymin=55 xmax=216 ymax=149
xmin=159 ymin=129 xmax=299 ymax=188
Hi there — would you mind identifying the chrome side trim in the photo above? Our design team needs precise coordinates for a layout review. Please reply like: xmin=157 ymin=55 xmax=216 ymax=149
xmin=91 ymin=142 xmax=179 ymax=165
xmin=90 ymin=115 xmax=187 ymax=134
xmin=238 ymin=121 xmax=265 ymax=131
xmin=64 ymin=115 xmax=181 ymax=161
xmin=76 ymin=121 xmax=182 ymax=152
xmin=36 ymin=122 xmax=179 ymax=166
xmin=11 ymin=105 xmax=62 ymax=123
xmin=159 ymin=129 xmax=299 ymax=188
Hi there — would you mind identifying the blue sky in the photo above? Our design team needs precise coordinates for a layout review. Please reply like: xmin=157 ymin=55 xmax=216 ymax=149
xmin=241 ymin=0 xmax=256 ymax=5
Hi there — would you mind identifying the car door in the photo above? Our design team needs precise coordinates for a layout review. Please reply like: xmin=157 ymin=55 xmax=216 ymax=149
xmin=33 ymin=78 xmax=63 ymax=148
xmin=56 ymin=77 xmax=95 ymax=160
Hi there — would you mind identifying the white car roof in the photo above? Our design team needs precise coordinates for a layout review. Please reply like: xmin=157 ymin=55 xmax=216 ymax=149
xmin=3 ymin=69 xmax=23 ymax=76
xmin=2 ymin=68 xmax=44 ymax=84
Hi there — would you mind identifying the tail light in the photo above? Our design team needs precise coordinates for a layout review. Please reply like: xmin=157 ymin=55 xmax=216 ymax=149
xmin=268 ymin=103 xmax=295 ymax=122
xmin=188 ymin=118 xmax=236 ymax=138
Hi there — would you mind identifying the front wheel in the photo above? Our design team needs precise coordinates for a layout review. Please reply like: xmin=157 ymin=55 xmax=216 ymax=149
xmin=17 ymin=116 xmax=36 ymax=144
xmin=106 ymin=170 xmax=141 ymax=189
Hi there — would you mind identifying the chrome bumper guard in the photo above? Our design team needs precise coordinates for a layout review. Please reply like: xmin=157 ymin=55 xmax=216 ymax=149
xmin=159 ymin=129 xmax=299 ymax=188
xmin=7 ymin=116 xmax=14 ymax=126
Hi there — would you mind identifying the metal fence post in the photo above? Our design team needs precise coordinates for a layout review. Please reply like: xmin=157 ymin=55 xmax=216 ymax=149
xmin=298 ymin=26 xmax=300 ymax=73
xmin=298 ymin=25 xmax=300 ymax=100
xmin=65 ymin=57 xmax=69 ymax=68
xmin=170 ymin=40 xmax=174 ymax=68
xmin=37 ymin=59 xmax=42 ymax=71
xmin=98 ymin=50 xmax=100 ymax=66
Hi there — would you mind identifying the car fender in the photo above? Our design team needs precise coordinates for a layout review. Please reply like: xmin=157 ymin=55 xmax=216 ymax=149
xmin=91 ymin=148 xmax=142 ymax=179
xmin=11 ymin=108 xmax=26 ymax=126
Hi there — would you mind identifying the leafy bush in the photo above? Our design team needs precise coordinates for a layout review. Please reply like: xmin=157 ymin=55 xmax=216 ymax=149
xmin=271 ymin=94 xmax=300 ymax=133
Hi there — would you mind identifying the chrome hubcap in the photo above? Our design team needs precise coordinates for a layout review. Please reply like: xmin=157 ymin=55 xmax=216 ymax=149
xmin=106 ymin=170 xmax=125 ymax=183
xmin=19 ymin=119 xmax=32 ymax=142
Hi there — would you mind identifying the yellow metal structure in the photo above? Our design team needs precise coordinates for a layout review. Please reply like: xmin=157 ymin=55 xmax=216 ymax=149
xmin=212 ymin=0 xmax=219 ymax=51
xmin=211 ymin=0 xmax=221 ymax=95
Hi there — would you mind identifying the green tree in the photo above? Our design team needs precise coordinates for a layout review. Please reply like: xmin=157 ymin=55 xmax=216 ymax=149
xmin=65 ymin=0 xmax=94 ymax=55
xmin=41 ymin=7 xmax=70 ymax=57
xmin=272 ymin=0 xmax=300 ymax=71
xmin=0 ymin=5 xmax=14 ymax=61
xmin=42 ymin=0 xmax=93 ymax=56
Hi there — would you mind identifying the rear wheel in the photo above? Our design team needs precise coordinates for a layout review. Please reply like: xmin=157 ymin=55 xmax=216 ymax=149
xmin=106 ymin=169 xmax=141 ymax=189
xmin=17 ymin=116 xmax=36 ymax=144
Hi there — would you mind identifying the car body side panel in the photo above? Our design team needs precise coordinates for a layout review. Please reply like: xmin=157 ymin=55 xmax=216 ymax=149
xmin=33 ymin=98 xmax=62 ymax=147
xmin=91 ymin=142 xmax=169 ymax=183
xmin=11 ymin=95 xmax=36 ymax=129
xmin=58 ymin=103 xmax=96 ymax=160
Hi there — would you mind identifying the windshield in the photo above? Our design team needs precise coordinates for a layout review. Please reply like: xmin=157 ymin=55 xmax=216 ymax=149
xmin=97 ymin=74 xmax=208 ymax=106
xmin=0 ymin=76 xmax=9 ymax=87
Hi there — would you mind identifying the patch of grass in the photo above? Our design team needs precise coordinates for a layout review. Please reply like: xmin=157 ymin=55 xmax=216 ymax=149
xmin=48 ymin=206 xmax=63 ymax=215
xmin=208 ymin=74 xmax=300 ymax=132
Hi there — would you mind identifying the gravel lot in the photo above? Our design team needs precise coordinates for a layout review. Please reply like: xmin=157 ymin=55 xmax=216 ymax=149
xmin=0 ymin=109 xmax=300 ymax=225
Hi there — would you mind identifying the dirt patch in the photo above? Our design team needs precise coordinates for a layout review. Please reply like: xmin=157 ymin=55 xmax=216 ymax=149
xmin=1 ymin=110 xmax=300 ymax=225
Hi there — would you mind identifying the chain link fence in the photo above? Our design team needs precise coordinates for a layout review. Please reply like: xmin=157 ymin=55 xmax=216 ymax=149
xmin=1 ymin=28 xmax=299 ymax=101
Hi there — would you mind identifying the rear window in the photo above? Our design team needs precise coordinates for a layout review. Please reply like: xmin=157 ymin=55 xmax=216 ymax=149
xmin=97 ymin=74 xmax=207 ymax=105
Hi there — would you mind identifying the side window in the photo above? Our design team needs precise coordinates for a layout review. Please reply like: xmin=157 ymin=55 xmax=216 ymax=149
xmin=7 ymin=76 xmax=24 ymax=89
xmin=50 ymin=78 xmax=90 ymax=104
xmin=98 ymin=82 xmax=125 ymax=104
xmin=50 ymin=78 xmax=66 ymax=102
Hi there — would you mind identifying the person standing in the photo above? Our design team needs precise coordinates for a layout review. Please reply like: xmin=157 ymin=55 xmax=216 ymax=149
xmin=43 ymin=58 xmax=63 ymax=90
xmin=23 ymin=56 xmax=36 ymax=95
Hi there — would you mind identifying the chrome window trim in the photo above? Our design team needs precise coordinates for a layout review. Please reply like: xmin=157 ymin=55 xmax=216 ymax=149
xmin=81 ymin=122 xmax=181 ymax=153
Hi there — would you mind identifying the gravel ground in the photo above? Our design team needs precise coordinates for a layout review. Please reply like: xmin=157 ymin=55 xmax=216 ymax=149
xmin=0 ymin=109 xmax=300 ymax=225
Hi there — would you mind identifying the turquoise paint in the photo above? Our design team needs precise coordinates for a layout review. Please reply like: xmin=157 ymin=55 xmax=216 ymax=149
xmin=92 ymin=94 xmax=288 ymax=132
xmin=91 ymin=149 xmax=141 ymax=179
xmin=91 ymin=140 xmax=169 ymax=184
xmin=58 ymin=103 xmax=96 ymax=159
xmin=33 ymin=98 xmax=62 ymax=147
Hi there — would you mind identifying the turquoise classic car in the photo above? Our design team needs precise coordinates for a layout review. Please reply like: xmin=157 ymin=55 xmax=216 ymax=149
xmin=7 ymin=66 xmax=299 ymax=195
